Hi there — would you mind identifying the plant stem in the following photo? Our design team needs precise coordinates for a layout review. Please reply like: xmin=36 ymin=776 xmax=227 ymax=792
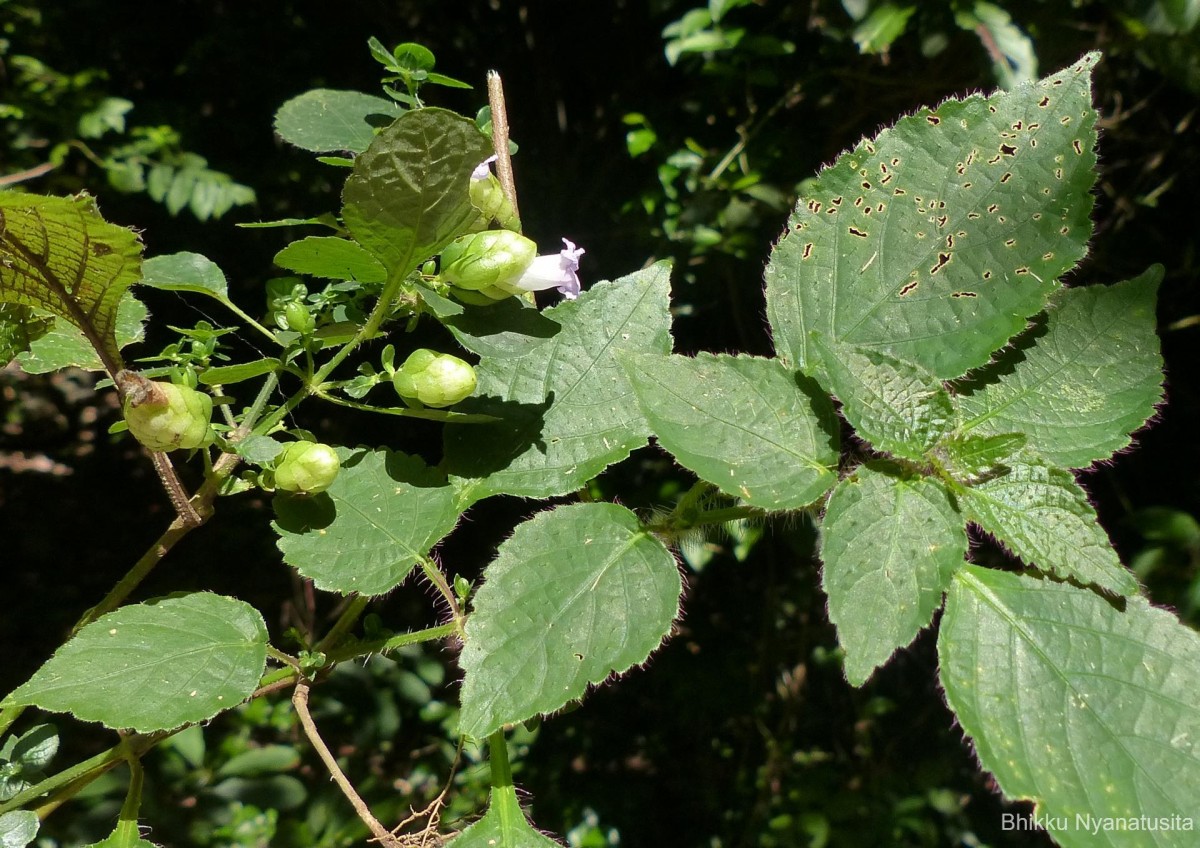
xmin=486 ymin=731 xmax=513 ymax=789
xmin=293 ymin=680 xmax=398 ymax=846
xmin=420 ymin=558 xmax=465 ymax=633
xmin=487 ymin=71 xmax=520 ymax=224
xmin=314 ymin=595 xmax=370 ymax=654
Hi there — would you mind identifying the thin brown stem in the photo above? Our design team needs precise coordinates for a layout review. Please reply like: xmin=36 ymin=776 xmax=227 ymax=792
xmin=486 ymin=71 xmax=520 ymax=221
xmin=0 ymin=161 xmax=55 ymax=186
xmin=293 ymin=680 xmax=400 ymax=846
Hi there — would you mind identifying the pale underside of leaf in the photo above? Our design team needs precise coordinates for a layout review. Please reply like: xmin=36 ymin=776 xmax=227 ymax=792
xmin=939 ymin=566 xmax=1200 ymax=848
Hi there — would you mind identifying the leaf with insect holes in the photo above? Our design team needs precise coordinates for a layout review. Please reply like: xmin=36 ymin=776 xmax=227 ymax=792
xmin=1 ymin=192 xmax=143 ymax=371
xmin=939 ymin=566 xmax=1200 ymax=848
xmin=766 ymin=54 xmax=1100 ymax=379
xmin=458 ymin=503 xmax=681 ymax=739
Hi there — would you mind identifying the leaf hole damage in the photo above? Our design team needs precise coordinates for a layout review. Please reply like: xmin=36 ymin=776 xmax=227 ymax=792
xmin=1039 ymin=96 xmax=1051 ymax=107
xmin=951 ymin=290 xmax=977 ymax=298
xmin=893 ymin=188 xmax=906 ymax=195
xmin=802 ymin=243 xmax=813 ymax=259
xmin=1060 ymin=116 xmax=1071 ymax=125
xmin=899 ymin=280 xmax=919 ymax=296
xmin=1060 ymin=226 xmax=1070 ymax=235
xmin=983 ymin=270 xmax=993 ymax=279
xmin=962 ymin=182 xmax=973 ymax=189
xmin=1012 ymin=120 xmax=1023 ymax=130
xmin=861 ymin=181 xmax=872 ymax=190
xmin=926 ymin=114 xmax=941 ymax=125
xmin=1072 ymin=139 xmax=1084 ymax=155
xmin=1032 ymin=212 xmax=1042 ymax=220
xmin=832 ymin=196 xmax=843 ymax=205
xmin=946 ymin=234 xmax=955 ymax=249
xmin=987 ymin=204 xmax=999 ymax=214
xmin=806 ymin=199 xmax=823 ymax=213
xmin=1015 ymin=267 xmax=1030 ymax=275
xmin=999 ymin=144 xmax=1016 ymax=156
xmin=967 ymin=212 xmax=981 ymax=220
xmin=930 ymin=253 xmax=951 ymax=274
xmin=853 ymin=197 xmax=864 ymax=207
xmin=848 ymin=226 xmax=868 ymax=238
xmin=891 ymin=157 xmax=900 ymax=167
xmin=1054 ymin=168 xmax=1063 ymax=180
xmin=1000 ymin=172 xmax=1013 ymax=183
xmin=1042 ymin=251 xmax=1054 ymax=260
xmin=935 ymin=215 xmax=948 ymax=228
xmin=1004 ymin=238 xmax=1017 ymax=247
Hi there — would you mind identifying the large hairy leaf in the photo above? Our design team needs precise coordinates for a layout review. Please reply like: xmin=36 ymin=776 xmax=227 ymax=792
xmin=1 ymin=594 xmax=268 ymax=733
xmin=821 ymin=466 xmax=966 ymax=685
xmin=273 ymin=448 xmax=463 ymax=596
xmin=444 ymin=263 xmax=673 ymax=501
xmin=622 ymin=353 xmax=839 ymax=510
xmin=940 ymin=566 xmax=1200 ymax=848
xmin=957 ymin=269 xmax=1164 ymax=469
xmin=459 ymin=503 xmax=680 ymax=739
xmin=0 ymin=192 xmax=143 ymax=371
xmin=766 ymin=54 xmax=1099 ymax=378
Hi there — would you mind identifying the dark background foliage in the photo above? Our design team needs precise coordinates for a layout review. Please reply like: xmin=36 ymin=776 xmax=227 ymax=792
xmin=3 ymin=1 xmax=1198 ymax=846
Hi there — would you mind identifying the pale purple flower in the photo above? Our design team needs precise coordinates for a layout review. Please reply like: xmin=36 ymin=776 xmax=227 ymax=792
xmin=471 ymin=155 xmax=498 ymax=180
xmin=506 ymin=238 xmax=585 ymax=300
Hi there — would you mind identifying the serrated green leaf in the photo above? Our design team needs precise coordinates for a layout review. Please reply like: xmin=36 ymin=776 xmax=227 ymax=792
xmin=459 ymin=503 xmax=680 ymax=739
xmin=443 ymin=263 xmax=673 ymax=501
xmin=10 ymin=725 xmax=56 ymax=770
xmin=16 ymin=292 xmax=146 ymax=373
xmin=939 ymin=566 xmax=1200 ymax=847
xmin=765 ymin=54 xmax=1100 ymax=379
xmin=621 ymin=352 xmax=839 ymax=510
xmin=198 ymin=358 xmax=280 ymax=386
xmin=274 ymin=89 xmax=403 ymax=154
xmin=0 ymin=303 xmax=53 ymax=363
xmin=82 ymin=823 xmax=159 ymax=848
xmin=821 ymin=466 xmax=966 ymax=685
xmin=448 ymin=785 xmax=562 ymax=848
xmin=0 ymin=811 xmax=38 ymax=848
xmin=930 ymin=431 xmax=1026 ymax=483
xmin=810 ymin=333 xmax=953 ymax=461
xmin=272 ymin=448 xmax=462 ymax=596
xmin=342 ymin=108 xmax=492 ymax=279
xmin=231 ymin=434 xmax=284 ymax=465
xmin=957 ymin=457 xmax=1138 ymax=595
xmin=957 ymin=269 xmax=1164 ymax=469
xmin=0 ymin=593 xmax=268 ymax=733
xmin=272 ymin=236 xmax=386 ymax=283
xmin=0 ymin=192 xmax=144 ymax=371
xmin=139 ymin=252 xmax=228 ymax=299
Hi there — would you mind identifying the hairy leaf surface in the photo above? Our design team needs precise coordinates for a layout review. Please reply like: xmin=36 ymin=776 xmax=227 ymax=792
xmin=449 ymin=785 xmax=561 ymax=847
xmin=444 ymin=263 xmax=673 ymax=501
xmin=274 ymin=89 xmax=403 ymax=154
xmin=273 ymin=448 xmax=462 ymax=596
xmin=766 ymin=54 xmax=1099 ymax=378
xmin=342 ymin=108 xmax=491 ymax=278
xmin=821 ymin=466 xmax=965 ymax=685
xmin=459 ymin=503 xmax=680 ymax=739
xmin=273 ymin=236 xmax=386 ymax=282
xmin=0 ymin=192 xmax=143 ymax=370
xmin=957 ymin=457 xmax=1138 ymax=595
xmin=957 ymin=268 xmax=1163 ymax=468
xmin=940 ymin=566 xmax=1200 ymax=847
xmin=622 ymin=353 xmax=839 ymax=509
xmin=15 ymin=292 xmax=146 ymax=374
xmin=1 ymin=594 xmax=267 ymax=733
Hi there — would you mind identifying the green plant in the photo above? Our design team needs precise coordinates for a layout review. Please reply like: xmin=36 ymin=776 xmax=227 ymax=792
xmin=1 ymin=39 xmax=1197 ymax=848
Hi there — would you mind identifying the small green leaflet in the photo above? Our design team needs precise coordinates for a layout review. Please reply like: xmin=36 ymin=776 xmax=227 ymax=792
xmin=274 ymin=89 xmax=403 ymax=154
xmin=940 ymin=566 xmax=1200 ymax=848
xmin=621 ymin=352 xmax=839 ymax=510
xmin=272 ymin=448 xmax=463 ymax=596
xmin=16 ymin=292 xmax=147 ymax=374
xmin=810 ymin=333 xmax=953 ymax=462
xmin=458 ymin=503 xmax=681 ymax=739
xmin=821 ymin=466 xmax=966 ymax=685
xmin=272 ymin=236 xmax=386 ymax=283
xmin=766 ymin=54 xmax=1100 ymax=379
xmin=929 ymin=431 xmax=1026 ymax=483
xmin=956 ymin=456 xmax=1138 ymax=596
xmin=956 ymin=269 xmax=1164 ymax=469
xmin=1 ymin=593 xmax=268 ymax=733
xmin=0 ymin=811 xmax=38 ymax=848
xmin=139 ymin=251 xmax=228 ymax=299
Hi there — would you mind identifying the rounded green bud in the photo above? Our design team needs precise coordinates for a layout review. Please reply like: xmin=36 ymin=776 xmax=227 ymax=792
xmin=274 ymin=442 xmax=341 ymax=494
xmin=469 ymin=175 xmax=520 ymax=230
xmin=392 ymin=349 xmax=477 ymax=408
xmin=284 ymin=302 xmax=315 ymax=335
xmin=438 ymin=230 xmax=536 ymax=292
xmin=118 ymin=371 xmax=213 ymax=452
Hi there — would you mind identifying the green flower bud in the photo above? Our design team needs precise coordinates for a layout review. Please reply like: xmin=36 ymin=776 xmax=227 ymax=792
xmin=392 ymin=349 xmax=477 ymax=408
xmin=284 ymin=301 xmax=315 ymax=335
xmin=274 ymin=442 xmax=341 ymax=494
xmin=438 ymin=230 xmax=536 ymax=292
xmin=469 ymin=174 xmax=520 ymax=231
xmin=118 ymin=371 xmax=213 ymax=452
